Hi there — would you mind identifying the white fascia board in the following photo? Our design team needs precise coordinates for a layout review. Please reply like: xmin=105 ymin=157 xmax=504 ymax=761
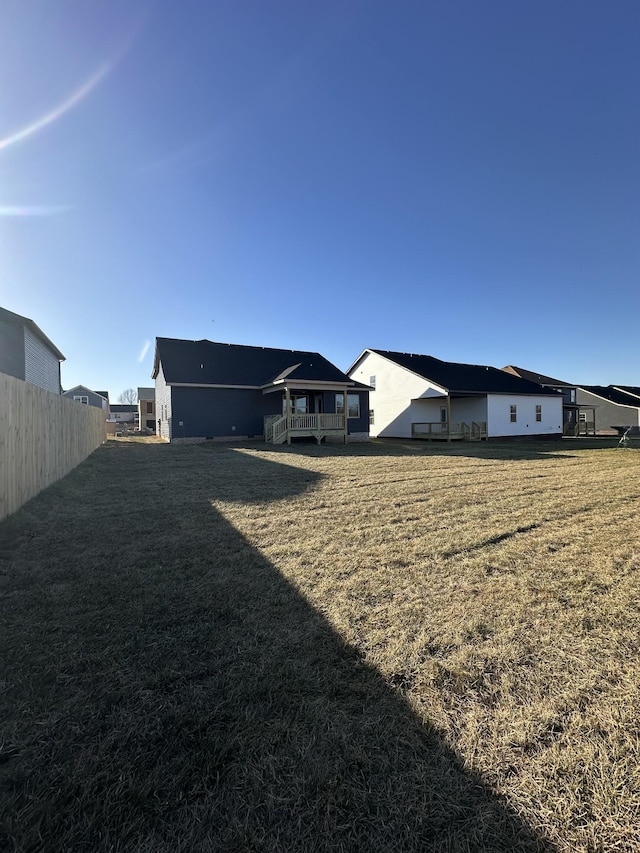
xmin=344 ymin=349 xmax=372 ymax=376
xmin=262 ymin=379 xmax=354 ymax=394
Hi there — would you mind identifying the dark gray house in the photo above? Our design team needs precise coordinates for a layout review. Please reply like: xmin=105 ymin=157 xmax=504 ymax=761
xmin=0 ymin=306 xmax=65 ymax=394
xmin=576 ymin=385 xmax=640 ymax=434
xmin=153 ymin=338 xmax=370 ymax=444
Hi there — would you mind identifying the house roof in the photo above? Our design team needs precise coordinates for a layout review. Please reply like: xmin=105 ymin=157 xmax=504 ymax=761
xmin=153 ymin=338 xmax=357 ymax=388
xmin=614 ymin=386 xmax=640 ymax=400
xmin=502 ymin=365 xmax=574 ymax=388
xmin=0 ymin=306 xmax=65 ymax=361
xmin=578 ymin=385 xmax=640 ymax=407
xmin=362 ymin=350 xmax=561 ymax=396
xmin=96 ymin=391 xmax=109 ymax=401
xmin=110 ymin=403 xmax=137 ymax=413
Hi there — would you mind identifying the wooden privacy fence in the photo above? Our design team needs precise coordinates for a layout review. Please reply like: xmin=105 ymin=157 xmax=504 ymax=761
xmin=0 ymin=372 xmax=106 ymax=521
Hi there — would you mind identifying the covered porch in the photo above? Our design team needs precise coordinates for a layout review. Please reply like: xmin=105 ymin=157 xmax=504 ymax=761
xmin=262 ymin=381 xmax=351 ymax=445
xmin=562 ymin=403 xmax=596 ymax=436
xmin=410 ymin=392 xmax=488 ymax=442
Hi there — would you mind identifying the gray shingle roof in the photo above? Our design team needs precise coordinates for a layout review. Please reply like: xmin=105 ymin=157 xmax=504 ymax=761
xmin=372 ymin=350 xmax=561 ymax=396
xmin=153 ymin=338 xmax=355 ymax=387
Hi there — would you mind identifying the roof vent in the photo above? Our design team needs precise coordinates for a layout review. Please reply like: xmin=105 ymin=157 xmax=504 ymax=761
xmin=200 ymin=363 xmax=204 ymax=368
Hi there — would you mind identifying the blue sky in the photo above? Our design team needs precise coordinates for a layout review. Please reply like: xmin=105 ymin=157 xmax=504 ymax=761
xmin=1 ymin=0 xmax=639 ymax=398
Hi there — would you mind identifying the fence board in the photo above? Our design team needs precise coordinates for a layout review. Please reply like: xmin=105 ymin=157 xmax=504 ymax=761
xmin=0 ymin=372 xmax=106 ymax=521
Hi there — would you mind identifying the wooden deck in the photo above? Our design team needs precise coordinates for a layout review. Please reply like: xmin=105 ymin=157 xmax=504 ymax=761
xmin=265 ymin=413 xmax=347 ymax=444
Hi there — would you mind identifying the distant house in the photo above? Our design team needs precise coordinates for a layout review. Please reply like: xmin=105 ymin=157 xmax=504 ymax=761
xmin=502 ymin=366 xmax=595 ymax=435
xmin=348 ymin=349 xmax=563 ymax=441
xmin=0 ymin=306 xmax=64 ymax=394
xmin=137 ymin=387 xmax=156 ymax=433
xmin=63 ymin=385 xmax=109 ymax=416
xmin=153 ymin=337 xmax=370 ymax=444
xmin=109 ymin=404 xmax=137 ymax=426
xmin=576 ymin=385 xmax=640 ymax=435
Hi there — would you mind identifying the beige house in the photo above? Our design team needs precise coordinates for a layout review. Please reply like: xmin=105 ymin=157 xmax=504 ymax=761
xmin=138 ymin=387 xmax=156 ymax=433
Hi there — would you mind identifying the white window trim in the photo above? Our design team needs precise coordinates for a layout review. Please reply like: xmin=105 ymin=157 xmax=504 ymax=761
xmin=336 ymin=393 xmax=360 ymax=419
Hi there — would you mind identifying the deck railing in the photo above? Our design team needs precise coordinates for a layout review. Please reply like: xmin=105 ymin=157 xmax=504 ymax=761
xmin=411 ymin=421 xmax=487 ymax=441
xmin=264 ymin=412 xmax=346 ymax=443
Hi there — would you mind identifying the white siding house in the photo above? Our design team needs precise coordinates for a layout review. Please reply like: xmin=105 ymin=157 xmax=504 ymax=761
xmin=348 ymin=349 xmax=563 ymax=440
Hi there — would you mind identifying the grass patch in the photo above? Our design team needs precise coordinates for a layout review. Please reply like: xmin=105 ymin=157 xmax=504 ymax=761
xmin=1 ymin=438 xmax=639 ymax=851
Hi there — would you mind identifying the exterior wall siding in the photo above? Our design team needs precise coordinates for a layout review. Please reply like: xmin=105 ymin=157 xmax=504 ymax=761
xmin=0 ymin=319 xmax=26 ymax=380
xmin=576 ymin=389 xmax=640 ymax=431
xmin=24 ymin=327 xmax=61 ymax=394
xmin=170 ymin=386 xmax=281 ymax=440
xmin=160 ymin=385 xmax=369 ymax=442
xmin=349 ymin=351 xmax=439 ymax=438
xmin=155 ymin=365 xmax=172 ymax=440
xmin=486 ymin=394 xmax=562 ymax=437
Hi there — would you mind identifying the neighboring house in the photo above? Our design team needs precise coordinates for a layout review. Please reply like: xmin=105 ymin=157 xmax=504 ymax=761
xmin=347 ymin=349 xmax=563 ymax=441
xmin=153 ymin=337 xmax=370 ymax=444
xmin=576 ymin=385 xmax=640 ymax=435
xmin=109 ymin=404 xmax=138 ymax=426
xmin=502 ymin=365 xmax=595 ymax=435
xmin=0 ymin=306 xmax=64 ymax=394
xmin=137 ymin=387 xmax=156 ymax=433
xmin=63 ymin=385 xmax=109 ymax=415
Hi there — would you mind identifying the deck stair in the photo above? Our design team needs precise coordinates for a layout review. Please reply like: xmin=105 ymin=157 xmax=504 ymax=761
xmin=264 ymin=413 xmax=346 ymax=445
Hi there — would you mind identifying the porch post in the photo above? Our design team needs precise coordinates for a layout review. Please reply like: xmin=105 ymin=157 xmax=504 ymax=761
xmin=285 ymin=385 xmax=291 ymax=444
xmin=344 ymin=389 xmax=348 ymax=444
xmin=447 ymin=394 xmax=451 ymax=442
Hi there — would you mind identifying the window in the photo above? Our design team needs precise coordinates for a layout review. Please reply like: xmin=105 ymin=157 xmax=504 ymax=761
xmin=510 ymin=405 xmax=517 ymax=423
xmin=336 ymin=393 xmax=360 ymax=418
xmin=146 ymin=402 xmax=153 ymax=414
xmin=283 ymin=395 xmax=308 ymax=415
xmin=578 ymin=411 xmax=587 ymax=423
xmin=369 ymin=409 xmax=375 ymax=425
xmin=369 ymin=375 xmax=376 ymax=390
xmin=440 ymin=407 xmax=448 ymax=424
xmin=536 ymin=405 xmax=542 ymax=422
xmin=73 ymin=395 xmax=89 ymax=405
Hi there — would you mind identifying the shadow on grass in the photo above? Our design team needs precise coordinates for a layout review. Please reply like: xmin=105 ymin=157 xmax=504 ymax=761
xmin=230 ymin=436 xmax=588 ymax=461
xmin=1 ymin=442 xmax=554 ymax=851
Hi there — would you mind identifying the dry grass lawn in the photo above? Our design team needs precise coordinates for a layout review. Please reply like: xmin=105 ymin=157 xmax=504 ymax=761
xmin=2 ymin=437 xmax=639 ymax=851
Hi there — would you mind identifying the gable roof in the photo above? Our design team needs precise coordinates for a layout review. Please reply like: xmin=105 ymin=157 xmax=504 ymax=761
xmin=360 ymin=349 xmax=561 ymax=396
xmin=153 ymin=338 xmax=357 ymax=388
xmin=0 ymin=306 xmax=65 ymax=361
xmin=578 ymin=385 xmax=640 ymax=407
xmin=502 ymin=365 xmax=574 ymax=388
xmin=63 ymin=385 xmax=108 ymax=400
